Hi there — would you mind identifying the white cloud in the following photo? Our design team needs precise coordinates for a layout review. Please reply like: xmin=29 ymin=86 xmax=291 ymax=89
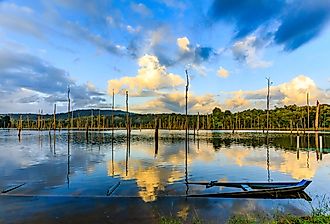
xmin=126 ymin=25 xmax=141 ymax=33
xmin=177 ymin=36 xmax=190 ymax=52
xmin=217 ymin=67 xmax=229 ymax=78
xmin=148 ymin=27 xmax=169 ymax=48
xmin=130 ymin=3 xmax=152 ymax=17
xmin=271 ymin=75 xmax=329 ymax=105
xmin=187 ymin=64 xmax=208 ymax=76
xmin=107 ymin=54 xmax=184 ymax=96
xmin=232 ymin=35 xmax=272 ymax=68
xmin=0 ymin=2 xmax=43 ymax=38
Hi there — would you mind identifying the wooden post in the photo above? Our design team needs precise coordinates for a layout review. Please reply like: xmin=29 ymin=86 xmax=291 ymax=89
xmin=155 ymin=116 xmax=159 ymax=157
xmin=27 ymin=116 xmax=30 ymax=130
xmin=197 ymin=112 xmax=200 ymax=133
xmin=71 ymin=101 xmax=74 ymax=129
xmin=266 ymin=77 xmax=271 ymax=133
xmin=112 ymin=89 xmax=115 ymax=132
xmin=67 ymin=86 xmax=71 ymax=130
xmin=184 ymin=69 xmax=189 ymax=188
xmin=98 ymin=109 xmax=101 ymax=132
xmin=315 ymin=100 xmax=320 ymax=131
xmin=126 ymin=91 xmax=130 ymax=154
xmin=18 ymin=115 xmax=22 ymax=140
xmin=185 ymin=70 xmax=189 ymax=132
xmin=307 ymin=92 xmax=310 ymax=130
xmin=53 ymin=104 xmax=56 ymax=133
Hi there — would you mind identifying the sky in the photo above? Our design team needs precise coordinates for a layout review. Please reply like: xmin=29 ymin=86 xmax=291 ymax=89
xmin=0 ymin=0 xmax=329 ymax=114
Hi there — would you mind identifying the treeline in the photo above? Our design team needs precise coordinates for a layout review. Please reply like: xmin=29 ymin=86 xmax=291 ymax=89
xmin=2 ymin=104 xmax=330 ymax=130
xmin=0 ymin=115 xmax=11 ymax=128
xmin=212 ymin=104 xmax=330 ymax=130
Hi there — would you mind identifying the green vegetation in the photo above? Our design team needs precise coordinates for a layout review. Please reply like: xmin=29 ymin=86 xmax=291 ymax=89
xmin=159 ymin=196 xmax=330 ymax=224
xmin=227 ymin=213 xmax=330 ymax=224
xmin=158 ymin=214 xmax=330 ymax=224
xmin=0 ymin=115 xmax=11 ymax=128
xmin=2 ymin=104 xmax=330 ymax=130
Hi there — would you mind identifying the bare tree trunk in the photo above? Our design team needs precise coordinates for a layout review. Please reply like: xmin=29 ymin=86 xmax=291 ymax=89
xmin=315 ymin=100 xmax=320 ymax=131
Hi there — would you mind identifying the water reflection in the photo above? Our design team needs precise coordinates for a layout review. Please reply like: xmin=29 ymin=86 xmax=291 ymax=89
xmin=0 ymin=130 xmax=329 ymax=204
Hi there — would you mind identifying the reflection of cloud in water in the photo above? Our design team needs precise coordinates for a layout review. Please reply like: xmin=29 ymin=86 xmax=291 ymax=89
xmin=108 ymin=159 xmax=184 ymax=202
xmin=106 ymin=137 xmax=328 ymax=202
xmin=221 ymin=146 xmax=325 ymax=180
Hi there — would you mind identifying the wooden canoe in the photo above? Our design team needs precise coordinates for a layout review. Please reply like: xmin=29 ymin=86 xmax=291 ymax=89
xmin=188 ymin=179 xmax=311 ymax=189
xmin=187 ymin=179 xmax=312 ymax=201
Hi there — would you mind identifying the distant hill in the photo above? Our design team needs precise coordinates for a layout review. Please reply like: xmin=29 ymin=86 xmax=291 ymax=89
xmin=1 ymin=109 xmax=131 ymax=121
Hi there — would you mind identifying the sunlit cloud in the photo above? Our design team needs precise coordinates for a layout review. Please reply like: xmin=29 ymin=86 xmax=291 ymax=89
xmin=225 ymin=90 xmax=250 ymax=110
xmin=223 ymin=75 xmax=330 ymax=111
xmin=107 ymin=54 xmax=184 ymax=96
xmin=246 ymin=75 xmax=329 ymax=106
xmin=177 ymin=36 xmax=190 ymax=52
xmin=130 ymin=92 xmax=220 ymax=114
xmin=217 ymin=66 xmax=229 ymax=78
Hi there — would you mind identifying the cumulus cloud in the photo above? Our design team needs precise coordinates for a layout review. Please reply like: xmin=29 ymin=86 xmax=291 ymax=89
xmin=208 ymin=0 xmax=330 ymax=51
xmin=107 ymin=54 xmax=184 ymax=96
xmin=217 ymin=67 xmax=229 ymax=78
xmin=225 ymin=90 xmax=250 ymax=110
xmin=227 ymin=75 xmax=330 ymax=110
xmin=130 ymin=92 xmax=220 ymax=114
xmin=127 ymin=75 xmax=329 ymax=113
xmin=270 ymin=75 xmax=329 ymax=105
xmin=177 ymin=37 xmax=190 ymax=52
xmin=232 ymin=35 xmax=272 ymax=68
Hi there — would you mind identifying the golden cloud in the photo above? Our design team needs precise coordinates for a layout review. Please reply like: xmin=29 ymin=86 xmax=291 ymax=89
xmin=107 ymin=54 xmax=184 ymax=96
xmin=130 ymin=92 xmax=220 ymax=113
xmin=225 ymin=75 xmax=330 ymax=110
xmin=225 ymin=90 xmax=250 ymax=109
xmin=177 ymin=36 xmax=190 ymax=52
xmin=217 ymin=67 xmax=229 ymax=78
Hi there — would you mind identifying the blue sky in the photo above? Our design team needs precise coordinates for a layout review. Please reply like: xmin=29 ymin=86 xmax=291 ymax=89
xmin=0 ymin=0 xmax=329 ymax=114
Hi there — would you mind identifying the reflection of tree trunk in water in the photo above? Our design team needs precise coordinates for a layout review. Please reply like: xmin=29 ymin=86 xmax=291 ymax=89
xmin=319 ymin=135 xmax=323 ymax=161
xmin=185 ymin=131 xmax=189 ymax=195
xmin=125 ymin=145 xmax=129 ymax=177
xmin=154 ymin=117 xmax=159 ymax=158
xmin=197 ymin=132 xmax=200 ymax=151
xmin=125 ymin=130 xmax=129 ymax=177
xmin=53 ymin=132 xmax=56 ymax=155
xmin=296 ymin=136 xmax=300 ymax=160
xmin=49 ymin=131 xmax=52 ymax=152
xmin=315 ymin=132 xmax=319 ymax=161
xmin=126 ymin=91 xmax=130 ymax=158
xmin=67 ymin=132 xmax=70 ymax=188
xmin=307 ymin=133 xmax=310 ymax=168
xmin=266 ymin=134 xmax=270 ymax=182
xmin=185 ymin=69 xmax=189 ymax=195
xmin=111 ymin=131 xmax=114 ymax=176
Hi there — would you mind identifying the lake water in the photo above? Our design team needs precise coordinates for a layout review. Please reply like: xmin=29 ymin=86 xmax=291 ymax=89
xmin=0 ymin=129 xmax=330 ymax=223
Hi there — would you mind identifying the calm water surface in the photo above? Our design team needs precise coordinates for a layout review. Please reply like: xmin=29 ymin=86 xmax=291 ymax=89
xmin=0 ymin=129 xmax=329 ymax=223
